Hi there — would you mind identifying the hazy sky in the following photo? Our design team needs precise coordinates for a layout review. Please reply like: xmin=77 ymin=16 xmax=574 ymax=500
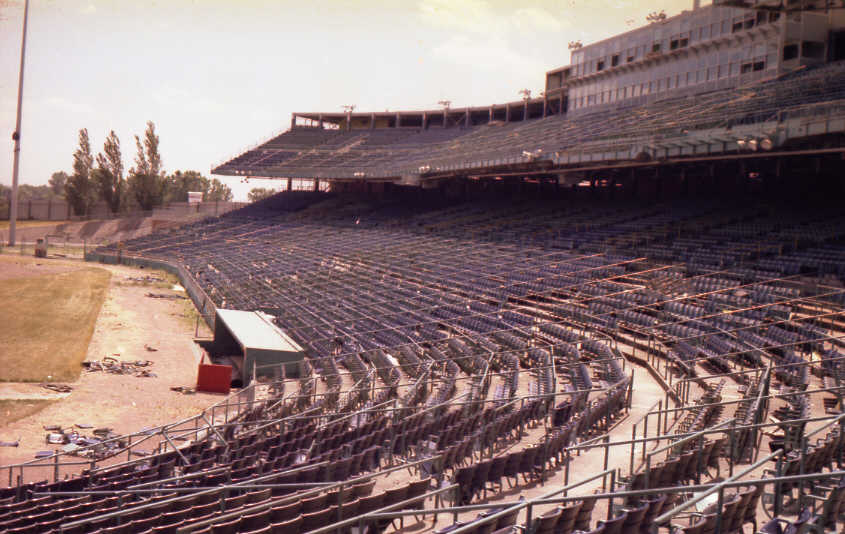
xmin=0 ymin=0 xmax=692 ymax=200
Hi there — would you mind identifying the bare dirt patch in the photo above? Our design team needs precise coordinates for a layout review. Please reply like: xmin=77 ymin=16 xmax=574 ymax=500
xmin=0 ymin=254 xmax=88 ymax=281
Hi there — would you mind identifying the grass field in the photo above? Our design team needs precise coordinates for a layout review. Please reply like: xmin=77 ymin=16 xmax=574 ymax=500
xmin=0 ymin=264 xmax=110 ymax=382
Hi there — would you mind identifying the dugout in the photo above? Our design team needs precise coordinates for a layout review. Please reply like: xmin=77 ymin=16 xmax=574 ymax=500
xmin=205 ymin=309 xmax=305 ymax=386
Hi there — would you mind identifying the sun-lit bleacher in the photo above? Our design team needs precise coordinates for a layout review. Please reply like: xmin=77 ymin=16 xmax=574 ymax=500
xmin=36 ymin=185 xmax=838 ymax=533
xmin=4 ymin=9 xmax=845 ymax=533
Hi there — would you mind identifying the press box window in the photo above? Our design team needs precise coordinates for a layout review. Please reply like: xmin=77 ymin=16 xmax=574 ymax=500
xmin=783 ymin=43 xmax=799 ymax=60
xmin=671 ymin=33 xmax=690 ymax=50
xmin=802 ymin=41 xmax=825 ymax=59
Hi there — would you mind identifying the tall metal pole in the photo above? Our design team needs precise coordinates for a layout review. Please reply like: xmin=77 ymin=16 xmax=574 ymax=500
xmin=9 ymin=0 xmax=30 ymax=246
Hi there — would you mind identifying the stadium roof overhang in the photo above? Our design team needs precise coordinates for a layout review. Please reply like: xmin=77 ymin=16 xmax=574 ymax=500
xmin=292 ymin=96 xmax=548 ymax=128
xmin=438 ymin=146 xmax=845 ymax=182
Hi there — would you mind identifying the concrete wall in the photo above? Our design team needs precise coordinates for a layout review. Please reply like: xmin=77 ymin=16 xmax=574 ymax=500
xmin=3 ymin=199 xmax=247 ymax=221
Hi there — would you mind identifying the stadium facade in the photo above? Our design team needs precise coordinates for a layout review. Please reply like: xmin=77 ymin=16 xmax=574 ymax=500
xmin=7 ymin=4 xmax=845 ymax=533
xmin=212 ymin=2 xmax=845 ymax=192
xmin=551 ymin=2 xmax=845 ymax=114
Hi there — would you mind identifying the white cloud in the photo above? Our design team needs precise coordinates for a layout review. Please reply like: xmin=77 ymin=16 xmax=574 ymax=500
xmin=432 ymin=34 xmax=546 ymax=76
xmin=514 ymin=7 xmax=566 ymax=32
xmin=417 ymin=0 xmax=565 ymax=35
xmin=418 ymin=0 xmax=561 ymax=83
xmin=417 ymin=0 xmax=498 ymax=34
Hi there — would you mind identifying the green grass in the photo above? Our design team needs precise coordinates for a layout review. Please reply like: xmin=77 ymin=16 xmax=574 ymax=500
xmin=0 ymin=400 xmax=54 ymax=427
xmin=115 ymin=270 xmax=178 ymax=290
xmin=178 ymin=295 xmax=205 ymax=332
xmin=0 ymin=267 xmax=110 ymax=382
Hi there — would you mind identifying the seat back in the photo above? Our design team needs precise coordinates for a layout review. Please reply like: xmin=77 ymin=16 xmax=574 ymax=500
xmin=533 ymin=506 xmax=561 ymax=534
xmin=597 ymin=511 xmax=627 ymax=534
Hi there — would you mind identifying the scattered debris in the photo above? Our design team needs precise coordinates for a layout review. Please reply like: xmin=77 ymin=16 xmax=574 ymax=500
xmin=40 ymin=383 xmax=73 ymax=393
xmin=0 ymin=439 xmax=20 ymax=447
xmin=82 ymin=357 xmax=156 ymax=377
xmin=41 ymin=426 xmax=125 ymax=459
xmin=172 ymin=284 xmax=186 ymax=292
xmin=46 ymin=432 xmax=69 ymax=444
xmin=125 ymin=275 xmax=164 ymax=284
xmin=144 ymin=344 xmax=158 ymax=352
xmin=146 ymin=292 xmax=186 ymax=300
xmin=43 ymin=425 xmax=62 ymax=431
xmin=75 ymin=423 xmax=93 ymax=429
xmin=34 ymin=451 xmax=53 ymax=459
xmin=170 ymin=386 xmax=196 ymax=395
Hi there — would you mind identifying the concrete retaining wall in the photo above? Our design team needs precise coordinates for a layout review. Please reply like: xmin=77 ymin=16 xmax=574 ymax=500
xmin=4 ymin=200 xmax=247 ymax=222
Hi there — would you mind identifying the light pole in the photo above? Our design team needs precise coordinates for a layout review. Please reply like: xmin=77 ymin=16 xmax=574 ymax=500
xmin=519 ymin=89 xmax=531 ymax=120
xmin=342 ymin=105 xmax=355 ymax=131
xmin=9 ymin=0 xmax=29 ymax=246
xmin=438 ymin=100 xmax=450 ymax=127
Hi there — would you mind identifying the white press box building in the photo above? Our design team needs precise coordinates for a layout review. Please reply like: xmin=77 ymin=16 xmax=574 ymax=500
xmin=545 ymin=0 xmax=845 ymax=115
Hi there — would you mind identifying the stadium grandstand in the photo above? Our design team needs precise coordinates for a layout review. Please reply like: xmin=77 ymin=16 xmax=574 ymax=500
xmin=5 ymin=2 xmax=845 ymax=534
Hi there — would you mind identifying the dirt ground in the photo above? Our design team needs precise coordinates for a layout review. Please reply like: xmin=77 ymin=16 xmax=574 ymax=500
xmin=0 ymin=254 xmax=88 ymax=280
xmin=0 ymin=256 xmax=219 ymax=474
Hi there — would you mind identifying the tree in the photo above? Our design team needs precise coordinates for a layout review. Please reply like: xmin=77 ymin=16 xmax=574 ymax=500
xmin=66 ymin=128 xmax=97 ymax=216
xmin=128 ymin=121 xmax=166 ymax=211
xmin=0 ymin=184 xmax=9 ymax=219
xmin=248 ymin=187 xmax=277 ymax=202
xmin=48 ymin=171 xmax=68 ymax=196
xmin=206 ymin=178 xmax=233 ymax=202
xmin=94 ymin=130 xmax=125 ymax=214
xmin=17 ymin=184 xmax=55 ymax=201
xmin=165 ymin=170 xmax=209 ymax=203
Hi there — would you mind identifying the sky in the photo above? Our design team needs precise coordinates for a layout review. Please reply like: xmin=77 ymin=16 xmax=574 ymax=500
xmin=0 ymin=0 xmax=693 ymax=201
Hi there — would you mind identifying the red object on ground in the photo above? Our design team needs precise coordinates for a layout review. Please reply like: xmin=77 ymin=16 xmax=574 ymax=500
xmin=196 ymin=361 xmax=232 ymax=394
